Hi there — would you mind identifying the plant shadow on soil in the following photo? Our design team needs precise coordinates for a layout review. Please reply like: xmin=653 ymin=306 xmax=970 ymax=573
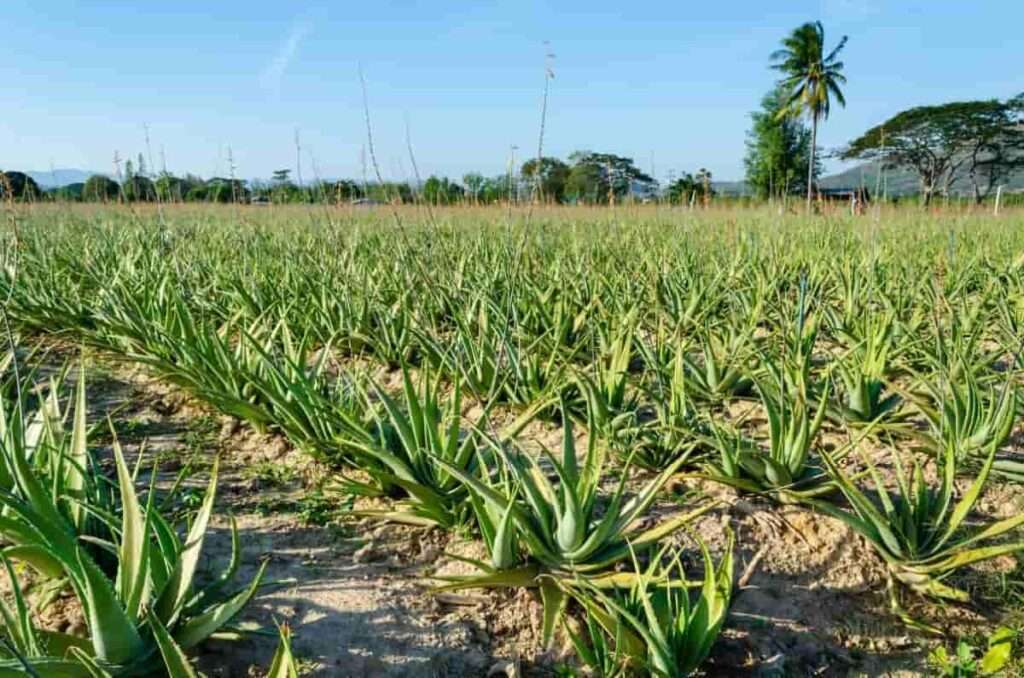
xmin=192 ymin=518 xmax=517 ymax=677
xmin=188 ymin=515 xmax=935 ymax=677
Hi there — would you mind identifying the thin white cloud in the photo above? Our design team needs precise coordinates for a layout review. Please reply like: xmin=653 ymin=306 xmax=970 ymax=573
xmin=821 ymin=0 xmax=880 ymax=22
xmin=260 ymin=18 xmax=313 ymax=95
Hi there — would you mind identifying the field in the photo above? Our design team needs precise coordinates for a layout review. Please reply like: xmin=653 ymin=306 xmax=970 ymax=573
xmin=2 ymin=202 xmax=1024 ymax=676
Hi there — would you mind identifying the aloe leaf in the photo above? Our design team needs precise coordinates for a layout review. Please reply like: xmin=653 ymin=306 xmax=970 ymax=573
xmin=912 ymin=542 xmax=1024 ymax=575
xmin=76 ymin=548 xmax=144 ymax=664
xmin=155 ymin=457 xmax=219 ymax=624
xmin=65 ymin=369 xmax=88 ymax=531
xmin=934 ymin=442 xmax=996 ymax=551
xmin=175 ymin=560 xmax=268 ymax=649
xmin=266 ymin=622 xmax=300 ymax=678
xmin=0 ymin=656 xmax=96 ymax=677
xmin=2 ymin=544 xmax=64 ymax=580
xmin=112 ymin=439 xmax=148 ymax=621
xmin=491 ymin=498 xmax=518 ymax=570
xmin=538 ymin=577 xmax=568 ymax=648
xmin=432 ymin=564 xmax=540 ymax=592
xmin=0 ymin=554 xmax=37 ymax=656
xmin=36 ymin=629 xmax=94 ymax=657
xmin=148 ymin=610 xmax=198 ymax=677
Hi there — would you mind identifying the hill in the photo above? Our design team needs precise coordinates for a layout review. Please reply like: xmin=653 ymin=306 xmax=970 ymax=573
xmin=715 ymin=161 xmax=1024 ymax=198
xmin=817 ymin=161 xmax=917 ymax=195
xmin=818 ymin=161 xmax=1024 ymax=196
xmin=25 ymin=169 xmax=102 ymax=188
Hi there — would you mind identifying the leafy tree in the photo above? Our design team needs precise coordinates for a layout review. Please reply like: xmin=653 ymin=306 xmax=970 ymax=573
xmin=206 ymin=177 xmax=249 ymax=203
xmin=566 ymin=161 xmax=605 ymax=204
xmin=962 ymin=95 xmax=1024 ymax=203
xmin=842 ymin=97 xmax=1024 ymax=205
xmin=0 ymin=171 xmax=41 ymax=201
xmin=51 ymin=183 xmax=85 ymax=201
xmin=119 ymin=157 xmax=154 ymax=201
xmin=771 ymin=21 xmax=848 ymax=210
xmin=269 ymin=169 xmax=302 ymax=203
xmin=422 ymin=176 xmax=442 ymax=204
xmin=565 ymin=151 xmax=655 ymax=204
xmin=185 ymin=185 xmax=211 ymax=202
xmin=83 ymin=175 xmax=120 ymax=202
xmin=666 ymin=171 xmax=716 ymax=204
xmin=462 ymin=173 xmax=485 ymax=203
xmin=363 ymin=181 xmax=413 ymax=204
xmin=744 ymin=85 xmax=816 ymax=199
xmin=155 ymin=172 xmax=179 ymax=201
xmin=155 ymin=173 xmax=204 ymax=202
xmin=422 ymin=176 xmax=464 ymax=204
xmin=122 ymin=175 xmax=157 ymax=202
xmin=317 ymin=179 xmax=362 ymax=203
xmin=466 ymin=176 xmax=513 ymax=204
xmin=667 ymin=174 xmax=697 ymax=204
xmin=521 ymin=157 xmax=570 ymax=203
xmin=667 ymin=169 xmax=714 ymax=204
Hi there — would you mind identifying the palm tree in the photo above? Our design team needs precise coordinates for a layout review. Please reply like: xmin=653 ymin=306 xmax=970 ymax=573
xmin=771 ymin=21 xmax=848 ymax=212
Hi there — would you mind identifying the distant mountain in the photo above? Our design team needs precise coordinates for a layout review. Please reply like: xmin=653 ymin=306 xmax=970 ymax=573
xmin=819 ymin=160 xmax=1024 ymax=196
xmin=715 ymin=161 xmax=1024 ymax=198
xmin=25 ymin=169 xmax=103 ymax=188
xmin=817 ymin=161 xmax=917 ymax=195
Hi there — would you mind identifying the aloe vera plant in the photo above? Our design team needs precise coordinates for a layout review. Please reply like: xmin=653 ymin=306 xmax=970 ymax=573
xmin=0 ymin=364 xmax=265 ymax=674
xmin=570 ymin=309 xmax=642 ymax=431
xmin=830 ymin=312 xmax=906 ymax=425
xmin=563 ymin=604 xmax=638 ymax=678
xmin=679 ymin=325 xmax=756 ymax=405
xmin=911 ymin=369 xmax=1018 ymax=461
xmin=501 ymin=329 xmax=571 ymax=412
xmin=776 ymin=273 xmax=821 ymax=399
xmin=434 ymin=403 xmax=713 ymax=645
xmin=514 ymin=281 xmax=592 ymax=358
xmin=620 ymin=349 xmax=708 ymax=472
xmin=815 ymin=441 xmax=1024 ymax=628
xmin=439 ymin=402 xmax=706 ymax=575
xmin=569 ymin=534 xmax=734 ymax=677
xmin=419 ymin=297 xmax=507 ymax=402
xmin=355 ymin=294 xmax=419 ymax=368
xmin=703 ymin=371 xmax=830 ymax=501
xmin=3 ymin=595 xmax=302 ymax=678
xmin=337 ymin=365 xmax=501 ymax=527
xmin=903 ymin=305 xmax=999 ymax=381
xmin=654 ymin=265 xmax=725 ymax=332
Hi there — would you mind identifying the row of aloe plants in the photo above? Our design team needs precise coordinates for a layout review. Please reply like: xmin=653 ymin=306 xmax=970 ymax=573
xmin=4 ymin=240 xmax=1021 ymax=479
xmin=5 ymin=214 xmax=1024 ymax=435
xmin=0 ymin=349 xmax=299 ymax=676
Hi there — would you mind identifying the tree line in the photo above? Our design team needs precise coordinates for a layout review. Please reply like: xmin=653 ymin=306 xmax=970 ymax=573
xmin=1 ymin=150 xmax=713 ymax=206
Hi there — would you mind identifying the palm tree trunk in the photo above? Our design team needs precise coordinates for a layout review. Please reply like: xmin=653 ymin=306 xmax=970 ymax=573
xmin=806 ymin=112 xmax=818 ymax=213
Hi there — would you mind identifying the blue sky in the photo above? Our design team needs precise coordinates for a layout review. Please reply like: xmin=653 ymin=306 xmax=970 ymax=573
xmin=2 ymin=1 xmax=1022 ymax=183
